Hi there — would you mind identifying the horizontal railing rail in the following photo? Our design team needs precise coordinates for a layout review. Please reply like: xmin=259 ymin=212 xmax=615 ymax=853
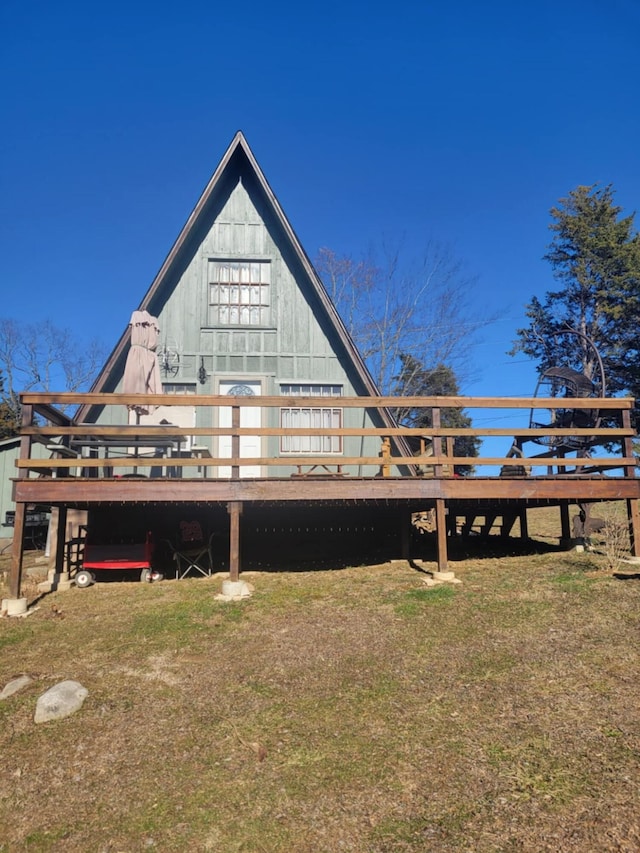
xmin=21 ymin=425 xmax=635 ymax=439
xmin=16 ymin=455 xmax=638 ymax=471
xmin=20 ymin=392 xmax=637 ymax=409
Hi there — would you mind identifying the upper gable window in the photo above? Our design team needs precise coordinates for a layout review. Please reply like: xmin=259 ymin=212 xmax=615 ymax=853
xmin=209 ymin=260 xmax=270 ymax=326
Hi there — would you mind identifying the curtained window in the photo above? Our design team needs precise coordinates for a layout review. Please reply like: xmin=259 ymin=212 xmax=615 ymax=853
xmin=280 ymin=384 xmax=343 ymax=454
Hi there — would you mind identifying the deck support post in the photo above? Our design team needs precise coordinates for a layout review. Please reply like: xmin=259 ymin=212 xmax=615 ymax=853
xmin=432 ymin=408 xmax=449 ymax=571
xmin=227 ymin=501 xmax=243 ymax=582
xmin=626 ymin=498 xmax=640 ymax=558
xmin=560 ymin=501 xmax=571 ymax=546
xmin=36 ymin=507 xmax=73 ymax=593
xmin=400 ymin=510 xmax=411 ymax=559
xmin=7 ymin=403 xmax=33 ymax=607
xmin=622 ymin=410 xmax=640 ymax=557
xmin=8 ymin=502 xmax=26 ymax=601
xmin=435 ymin=499 xmax=448 ymax=572
xmin=54 ymin=506 xmax=68 ymax=575
xmin=519 ymin=508 xmax=529 ymax=541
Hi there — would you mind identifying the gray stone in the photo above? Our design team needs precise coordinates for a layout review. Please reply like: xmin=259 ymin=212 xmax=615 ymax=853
xmin=0 ymin=675 xmax=34 ymax=700
xmin=34 ymin=680 xmax=89 ymax=723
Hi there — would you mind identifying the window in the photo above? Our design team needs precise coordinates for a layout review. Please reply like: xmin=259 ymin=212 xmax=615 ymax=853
xmin=209 ymin=260 xmax=270 ymax=326
xmin=162 ymin=383 xmax=197 ymax=395
xmin=280 ymin=384 xmax=343 ymax=454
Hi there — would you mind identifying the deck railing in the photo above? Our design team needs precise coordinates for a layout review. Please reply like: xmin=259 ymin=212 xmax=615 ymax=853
xmin=15 ymin=392 xmax=638 ymax=479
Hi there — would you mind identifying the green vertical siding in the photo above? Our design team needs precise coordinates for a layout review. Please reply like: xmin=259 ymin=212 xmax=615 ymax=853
xmin=92 ymin=154 xmax=387 ymax=472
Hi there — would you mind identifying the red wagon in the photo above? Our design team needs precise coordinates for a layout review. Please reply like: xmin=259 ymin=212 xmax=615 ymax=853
xmin=75 ymin=531 xmax=159 ymax=587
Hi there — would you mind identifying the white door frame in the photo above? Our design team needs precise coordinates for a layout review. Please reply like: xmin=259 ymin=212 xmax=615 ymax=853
xmin=217 ymin=378 xmax=264 ymax=478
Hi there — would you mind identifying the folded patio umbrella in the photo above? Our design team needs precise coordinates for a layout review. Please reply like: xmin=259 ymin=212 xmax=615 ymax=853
xmin=123 ymin=310 xmax=162 ymax=416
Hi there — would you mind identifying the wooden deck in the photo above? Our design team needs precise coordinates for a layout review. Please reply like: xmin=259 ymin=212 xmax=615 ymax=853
xmin=8 ymin=392 xmax=640 ymax=597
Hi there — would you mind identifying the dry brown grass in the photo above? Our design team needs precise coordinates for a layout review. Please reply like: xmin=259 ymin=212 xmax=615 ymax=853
xmin=1 ymin=507 xmax=639 ymax=852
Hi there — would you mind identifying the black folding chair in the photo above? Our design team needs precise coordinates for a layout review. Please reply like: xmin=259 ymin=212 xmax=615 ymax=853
xmin=164 ymin=520 xmax=214 ymax=579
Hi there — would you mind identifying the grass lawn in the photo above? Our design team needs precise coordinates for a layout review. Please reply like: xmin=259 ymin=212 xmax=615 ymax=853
xmin=1 ymin=507 xmax=639 ymax=852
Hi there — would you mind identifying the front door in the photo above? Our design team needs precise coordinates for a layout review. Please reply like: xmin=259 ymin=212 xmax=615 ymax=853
xmin=218 ymin=380 xmax=262 ymax=478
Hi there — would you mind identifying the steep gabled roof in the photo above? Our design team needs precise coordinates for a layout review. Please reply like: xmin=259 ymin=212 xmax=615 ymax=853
xmin=89 ymin=132 xmax=382 ymax=396
xmin=80 ymin=132 xmax=403 ymax=440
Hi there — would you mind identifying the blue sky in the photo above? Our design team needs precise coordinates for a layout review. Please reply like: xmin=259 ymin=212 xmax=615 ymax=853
xmin=2 ymin=0 xmax=639 ymax=410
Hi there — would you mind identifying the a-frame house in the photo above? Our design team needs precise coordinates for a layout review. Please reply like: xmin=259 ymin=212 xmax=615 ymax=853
xmin=7 ymin=134 xmax=640 ymax=604
xmin=12 ymin=131 xmax=411 ymax=588
xmin=82 ymin=131 xmax=398 ymax=460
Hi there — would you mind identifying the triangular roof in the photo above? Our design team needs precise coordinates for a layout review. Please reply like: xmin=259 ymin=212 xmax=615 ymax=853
xmin=80 ymin=132 xmax=401 ymax=437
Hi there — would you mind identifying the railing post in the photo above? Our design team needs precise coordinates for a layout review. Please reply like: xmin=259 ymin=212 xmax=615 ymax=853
xmin=432 ymin=408 xmax=443 ymax=477
xmin=380 ymin=436 xmax=391 ymax=477
xmin=231 ymin=403 xmax=240 ymax=480
xmin=622 ymin=409 xmax=640 ymax=557
xmin=8 ymin=403 xmax=33 ymax=603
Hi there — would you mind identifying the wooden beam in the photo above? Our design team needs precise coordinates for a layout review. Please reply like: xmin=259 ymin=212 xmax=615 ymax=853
xmin=626 ymin=499 xmax=640 ymax=558
xmin=20 ymin=392 xmax=636 ymax=410
xmin=560 ymin=502 xmax=571 ymax=543
xmin=18 ymin=454 xmax=638 ymax=472
xmin=231 ymin=404 xmax=240 ymax=480
xmin=500 ymin=512 xmax=517 ymax=537
xmin=481 ymin=513 xmax=498 ymax=536
xmin=400 ymin=509 xmax=411 ymax=559
xmin=9 ymin=503 xmax=26 ymax=600
xmin=23 ymin=424 xmax=635 ymax=439
xmin=435 ymin=499 xmax=448 ymax=572
xmin=55 ymin=506 xmax=67 ymax=575
xmin=9 ymin=403 xmax=34 ymax=600
xmin=432 ymin=408 xmax=444 ymax=478
xmin=31 ymin=403 xmax=72 ymax=426
xmin=622 ymin=410 xmax=640 ymax=557
xmin=228 ymin=501 xmax=242 ymax=582
xmin=380 ymin=436 xmax=391 ymax=477
xmin=13 ymin=474 xmax=640 ymax=505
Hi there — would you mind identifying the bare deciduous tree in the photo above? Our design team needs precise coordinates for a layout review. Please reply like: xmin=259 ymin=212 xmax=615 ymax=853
xmin=0 ymin=318 xmax=107 ymax=434
xmin=316 ymin=242 xmax=495 ymax=395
